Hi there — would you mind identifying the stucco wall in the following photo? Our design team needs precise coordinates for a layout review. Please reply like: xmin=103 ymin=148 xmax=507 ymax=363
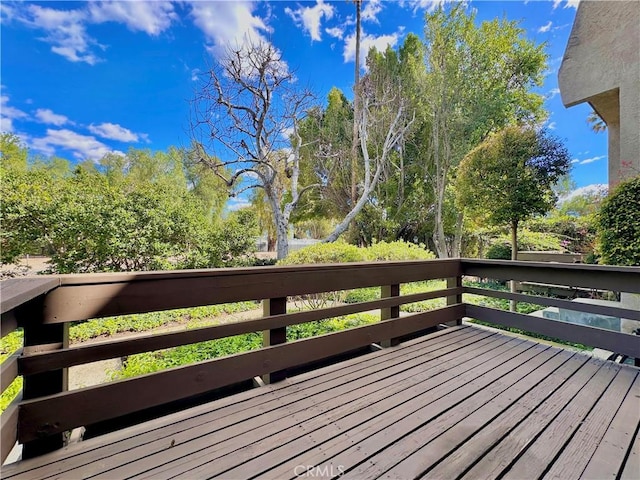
xmin=558 ymin=1 xmax=640 ymax=186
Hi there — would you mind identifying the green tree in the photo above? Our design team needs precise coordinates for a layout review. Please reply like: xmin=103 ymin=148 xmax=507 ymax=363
xmin=0 ymin=133 xmax=28 ymax=172
xmin=557 ymin=186 xmax=607 ymax=217
xmin=597 ymin=176 xmax=640 ymax=266
xmin=456 ymin=125 xmax=571 ymax=260
xmin=422 ymin=5 xmax=547 ymax=257
xmin=587 ymin=110 xmax=607 ymax=133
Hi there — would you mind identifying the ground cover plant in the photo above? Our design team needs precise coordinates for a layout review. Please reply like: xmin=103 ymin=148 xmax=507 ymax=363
xmin=114 ymin=313 xmax=379 ymax=379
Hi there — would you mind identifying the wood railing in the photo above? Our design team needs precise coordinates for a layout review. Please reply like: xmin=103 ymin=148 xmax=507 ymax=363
xmin=0 ymin=259 xmax=638 ymax=463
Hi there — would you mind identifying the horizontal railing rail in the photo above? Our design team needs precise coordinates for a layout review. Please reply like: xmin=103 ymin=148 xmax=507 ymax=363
xmin=0 ymin=258 xmax=638 ymax=463
xmin=461 ymin=259 xmax=640 ymax=293
xmin=463 ymin=287 xmax=640 ymax=321
xmin=18 ymin=287 xmax=461 ymax=376
xmin=42 ymin=260 xmax=461 ymax=323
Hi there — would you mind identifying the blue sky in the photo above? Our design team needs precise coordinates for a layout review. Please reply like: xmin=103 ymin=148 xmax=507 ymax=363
xmin=1 ymin=0 xmax=607 ymax=208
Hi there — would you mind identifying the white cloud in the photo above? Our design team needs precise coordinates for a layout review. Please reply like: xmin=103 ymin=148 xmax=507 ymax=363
xmin=31 ymin=128 xmax=123 ymax=160
xmin=553 ymin=0 xmax=580 ymax=10
xmin=571 ymin=159 xmax=580 ymax=164
xmin=189 ymin=1 xmax=271 ymax=59
xmin=285 ymin=0 xmax=334 ymax=42
xmin=35 ymin=108 xmax=71 ymax=126
xmin=400 ymin=0 xmax=457 ymax=14
xmin=362 ymin=0 xmax=384 ymax=23
xmin=547 ymin=122 xmax=556 ymax=130
xmin=5 ymin=2 xmax=177 ymax=65
xmin=545 ymin=88 xmax=560 ymax=100
xmin=559 ymin=184 xmax=608 ymax=203
xmin=88 ymin=122 xmax=142 ymax=142
xmin=343 ymin=30 xmax=401 ymax=64
xmin=15 ymin=4 xmax=101 ymax=65
xmin=0 ymin=94 xmax=29 ymax=132
xmin=87 ymin=1 xmax=176 ymax=36
xmin=538 ymin=21 xmax=552 ymax=33
xmin=579 ymin=155 xmax=606 ymax=165
xmin=326 ymin=26 xmax=344 ymax=39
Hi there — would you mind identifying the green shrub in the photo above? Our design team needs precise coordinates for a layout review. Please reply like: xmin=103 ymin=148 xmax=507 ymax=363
xmin=277 ymin=242 xmax=366 ymax=265
xmin=485 ymin=229 xmax=564 ymax=259
xmin=279 ymin=241 xmax=435 ymax=309
xmin=115 ymin=313 xmax=378 ymax=379
xmin=526 ymin=215 xmax=596 ymax=254
xmin=486 ymin=243 xmax=512 ymax=260
xmin=1 ymin=330 xmax=23 ymax=412
xmin=365 ymin=241 xmax=436 ymax=261
xmin=597 ymin=176 xmax=640 ymax=266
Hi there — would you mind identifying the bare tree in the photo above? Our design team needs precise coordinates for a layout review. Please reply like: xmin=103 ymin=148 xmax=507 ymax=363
xmin=324 ymin=69 xmax=415 ymax=242
xmin=191 ymin=41 xmax=316 ymax=259
xmin=192 ymin=40 xmax=412 ymax=257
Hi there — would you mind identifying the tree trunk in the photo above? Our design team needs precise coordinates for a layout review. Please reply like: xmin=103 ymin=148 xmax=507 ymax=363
xmin=510 ymin=219 xmax=518 ymax=312
xmin=451 ymin=211 xmax=464 ymax=258
xmin=350 ymin=0 xmax=361 ymax=206
xmin=266 ymin=187 xmax=290 ymax=260
xmin=433 ymin=170 xmax=449 ymax=258
xmin=275 ymin=216 xmax=289 ymax=260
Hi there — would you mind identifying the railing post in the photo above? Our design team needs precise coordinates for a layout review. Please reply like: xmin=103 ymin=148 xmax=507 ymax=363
xmin=380 ymin=284 xmax=400 ymax=347
xmin=447 ymin=275 xmax=463 ymax=326
xmin=19 ymin=296 xmax=69 ymax=459
xmin=262 ymin=297 xmax=287 ymax=384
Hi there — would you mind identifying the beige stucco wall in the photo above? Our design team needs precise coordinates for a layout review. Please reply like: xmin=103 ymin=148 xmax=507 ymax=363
xmin=558 ymin=1 xmax=640 ymax=186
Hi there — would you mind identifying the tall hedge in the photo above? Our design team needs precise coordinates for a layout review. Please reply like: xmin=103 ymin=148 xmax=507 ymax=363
xmin=597 ymin=176 xmax=640 ymax=266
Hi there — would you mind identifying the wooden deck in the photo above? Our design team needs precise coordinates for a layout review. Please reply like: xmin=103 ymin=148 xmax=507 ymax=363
xmin=2 ymin=325 xmax=638 ymax=480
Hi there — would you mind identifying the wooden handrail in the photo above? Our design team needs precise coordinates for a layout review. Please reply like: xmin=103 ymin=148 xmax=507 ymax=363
xmin=1 ymin=278 xmax=60 ymax=339
xmin=41 ymin=260 xmax=461 ymax=323
xmin=463 ymin=287 xmax=640 ymax=321
xmin=0 ymin=278 xmax=60 ymax=315
xmin=461 ymin=259 xmax=640 ymax=293
xmin=19 ymin=288 xmax=461 ymax=376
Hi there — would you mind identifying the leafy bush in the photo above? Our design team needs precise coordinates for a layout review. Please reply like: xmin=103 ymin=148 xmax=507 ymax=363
xmin=486 ymin=242 xmax=512 ymax=260
xmin=365 ymin=241 xmax=436 ymax=261
xmin=526 ymin=215 xmax=596 ymax=254
xmin=279 ymin=241 xmax=435 ymax=308
xmin=485 ymin=229 xmax=564 ymax=259
xmin=597 ymin=176 xmax=640 ymax=266
xmin=278 ymin=242 xmax=366 ymax=265
xmin=1 ymin=329 xmax=23 ymax=412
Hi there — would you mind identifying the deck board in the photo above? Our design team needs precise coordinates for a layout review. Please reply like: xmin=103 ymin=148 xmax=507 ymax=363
xmin=358 ymin=348 xmax=583 ymax=480
xmin=533 ymin=366 xmax=638 ymax=480
xmin=578 ymin=373 xmax=640 ymax=479
xmin=2 ymin=325 xmax=638 ymax=480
